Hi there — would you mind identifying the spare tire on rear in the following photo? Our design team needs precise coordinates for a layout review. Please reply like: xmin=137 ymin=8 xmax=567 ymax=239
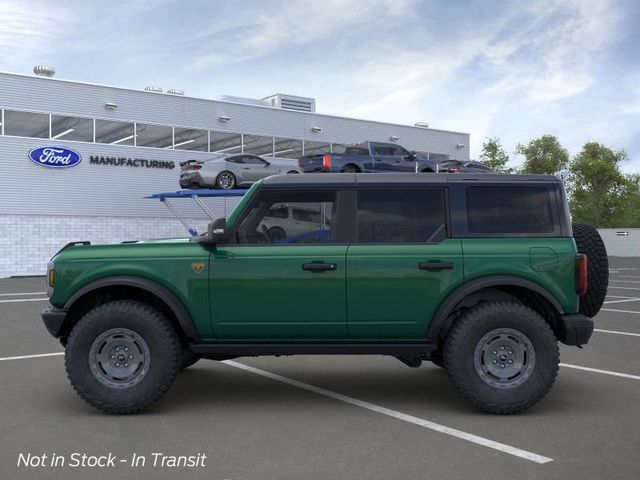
xmin=572 ymin=223 xmax=608 ymax=317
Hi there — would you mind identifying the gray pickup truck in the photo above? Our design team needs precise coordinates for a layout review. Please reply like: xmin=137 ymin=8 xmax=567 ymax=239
xmin=298 ymin=141 xmax=439 ymax=173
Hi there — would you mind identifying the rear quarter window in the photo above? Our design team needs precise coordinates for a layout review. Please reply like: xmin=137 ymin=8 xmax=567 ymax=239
xmin=466 ymin=186 xmax=555 ymax=234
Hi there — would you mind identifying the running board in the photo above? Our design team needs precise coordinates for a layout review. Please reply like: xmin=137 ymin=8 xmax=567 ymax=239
xmin=190 ymin=343 xmax=436 ymax=357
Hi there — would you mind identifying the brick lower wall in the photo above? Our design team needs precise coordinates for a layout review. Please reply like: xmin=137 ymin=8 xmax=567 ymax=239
xmin=0 ymin=215 xmax=209 ymax=278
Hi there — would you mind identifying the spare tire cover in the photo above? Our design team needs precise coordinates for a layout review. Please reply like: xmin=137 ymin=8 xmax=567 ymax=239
xmin=572 ymin=223 xmax=608 ymax=317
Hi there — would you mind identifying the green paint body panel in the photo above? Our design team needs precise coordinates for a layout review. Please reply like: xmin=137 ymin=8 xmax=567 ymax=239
xmin=346 ymin=240 xmax=464 ymax=339
xmin=210 ymin=245 xmax=347 ymax=340
xmin=49 ymin=242 xmax=214 ymax=338
xmin=461 ymin=238 xmax=579 ymax=314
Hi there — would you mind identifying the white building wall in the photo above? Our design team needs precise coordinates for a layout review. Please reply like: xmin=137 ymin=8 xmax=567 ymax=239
xmin=597 ymin=229 xmax=640 ymax=257
xmin=0 ymin=214 xmax=214 ymax=277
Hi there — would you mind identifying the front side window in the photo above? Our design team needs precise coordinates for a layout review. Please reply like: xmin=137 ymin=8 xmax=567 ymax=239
xmin=466 ymin=186 xmax=555 ymax=234
xmin=242 ymin=155 xmax=267 ymax=165
xmin=356 ymin=189 xmax=446 ymax=243
xmin=236 ymin=190 xmax=335 ymax=244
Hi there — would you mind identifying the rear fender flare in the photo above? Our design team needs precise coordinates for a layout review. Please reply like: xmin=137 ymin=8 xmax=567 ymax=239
xmin=427 ymin=275 xmax=563 ymax=341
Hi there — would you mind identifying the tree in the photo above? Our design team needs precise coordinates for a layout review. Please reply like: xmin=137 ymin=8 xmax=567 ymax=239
xmin=478 ymin=137 xmax=511 ymax=172
xmin=516 ymin=135 xmax=569 ymax=175
xmin=568 ymin=142 xmax=629 ymax=227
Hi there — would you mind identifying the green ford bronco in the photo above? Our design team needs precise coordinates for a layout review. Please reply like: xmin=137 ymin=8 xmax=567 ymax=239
xmin=42 ymin=173 xmax=608 ymax=414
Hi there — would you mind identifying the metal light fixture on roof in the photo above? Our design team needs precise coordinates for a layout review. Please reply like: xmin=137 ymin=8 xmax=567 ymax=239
xmin=414 ymin=122 xmax=429 ymax=128
xmin=218 ymin=115 xmax=231 ymax=122
xmin=167 ymin=88 xmax=184 ymax=96
xmin=311 ymin=126 xmax=322 ymax=133
xmin=104 ymin=102 xmax=118 ymax=110
xmin=33 ymin=65 xmax=55 ymax=77
xmin=144 ymin=85 xmax=163 ymax=93
xmin=390 ymin=135 xmax=400 ymax=141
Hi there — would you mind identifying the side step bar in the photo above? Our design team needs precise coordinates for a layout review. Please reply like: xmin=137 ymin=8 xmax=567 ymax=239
xmin=190 ymin=343 xmax=436 ymax=357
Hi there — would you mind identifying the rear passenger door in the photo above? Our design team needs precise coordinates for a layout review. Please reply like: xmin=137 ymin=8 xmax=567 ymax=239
xmin=346 ymin=188 xmax=463 ymax=339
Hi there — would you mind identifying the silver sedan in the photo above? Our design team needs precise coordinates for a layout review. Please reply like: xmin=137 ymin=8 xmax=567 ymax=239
xmin=179 ymin=154 xmax=301 ymax=190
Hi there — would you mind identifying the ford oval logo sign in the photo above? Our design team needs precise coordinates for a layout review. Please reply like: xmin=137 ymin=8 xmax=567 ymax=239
xmin=28 ymin=146 xmax=82 ymax=168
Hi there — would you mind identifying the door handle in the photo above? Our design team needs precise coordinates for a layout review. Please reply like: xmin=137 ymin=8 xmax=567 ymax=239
xmin=302 ymin=263 xmax=337 ymax=272
xmin=418 ymin=262 xmax=453 ymax=270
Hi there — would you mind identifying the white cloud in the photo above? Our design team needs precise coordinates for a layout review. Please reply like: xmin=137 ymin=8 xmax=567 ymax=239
xmin=0 ymin=1 xmax=75 ymax=65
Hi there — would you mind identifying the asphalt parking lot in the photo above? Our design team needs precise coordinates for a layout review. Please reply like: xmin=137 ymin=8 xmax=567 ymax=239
xmin=1 ymin=257 xmax=639 ymax=480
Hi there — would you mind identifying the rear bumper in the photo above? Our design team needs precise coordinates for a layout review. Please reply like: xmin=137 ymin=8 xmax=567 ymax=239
xmin=41 ymin=307 xmax=68 ymax=338
xmin=558 ymin=314 xmax=594 ymax=346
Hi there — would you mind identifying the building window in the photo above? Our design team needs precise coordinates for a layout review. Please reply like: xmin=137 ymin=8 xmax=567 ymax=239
xmin=210 ymin=131 xmax=243 ymax=154
xmin=95 ymin=119 xmax=135 ymax=145
xmin=173 ymin=127 xmax=208 ymax=151
xmin=273 ymin=137 xmax=303 ymax=159
xmin=243 ymin=134 xmax=274 ymax=156
xmin=304 ymin=140 xmax=331 ymax=156
xmin=135 ymin=123 xmax=172 ymax=149
xmin=4 ymin=110 xmax=49 ymax=138
xmin=51 ymin=115 xmax=93 ymax=142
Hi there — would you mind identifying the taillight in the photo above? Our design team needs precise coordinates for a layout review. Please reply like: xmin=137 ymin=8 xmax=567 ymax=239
xmin=322 ymin=154 xmax=331 ymax=171
xmin=298 ymin=159 xmax=302 ymax=167
xmin=576 ymin=254 xmax=588 ymax=295
xmin=447 ymin=167 xmax=462 ymax=173
xmin=192 ymin=164 xmax=202 ymax=170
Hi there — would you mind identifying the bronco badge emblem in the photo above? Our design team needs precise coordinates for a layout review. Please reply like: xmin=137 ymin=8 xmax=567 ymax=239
xmin=191 ymin=262 xmax=205 ymax=273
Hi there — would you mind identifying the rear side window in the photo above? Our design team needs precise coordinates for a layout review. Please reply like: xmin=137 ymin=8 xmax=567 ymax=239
xmin=356 ymin=189 xmax=447 ymax=243
xmin=466 ymin=186 xmax=555 ymax=234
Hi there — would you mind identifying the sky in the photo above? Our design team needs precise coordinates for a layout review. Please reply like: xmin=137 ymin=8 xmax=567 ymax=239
xmin=1 ymin=0 xmax=639 ymax=171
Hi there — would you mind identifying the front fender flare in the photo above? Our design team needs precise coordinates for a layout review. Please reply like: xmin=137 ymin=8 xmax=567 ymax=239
xmin=64 ymin=275 xmax=199 ymax=340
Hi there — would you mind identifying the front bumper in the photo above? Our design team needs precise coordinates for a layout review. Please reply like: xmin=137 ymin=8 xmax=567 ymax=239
xmin=558 ymin=314 xmax=594 ymax=346
xmin=42 ymin=307 xmax=68 ymax=338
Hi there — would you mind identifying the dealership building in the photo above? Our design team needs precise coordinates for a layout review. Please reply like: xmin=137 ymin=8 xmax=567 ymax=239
xmin=0 ymin=68 xmax=470 ymax=277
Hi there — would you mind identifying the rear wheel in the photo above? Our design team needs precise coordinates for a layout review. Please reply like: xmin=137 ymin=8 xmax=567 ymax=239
xmin=287 ymin=170 xmax=299 ymax=174
xmin=65 ymin=300 xmax=181 ymax=414
xmin=215 ymin=171 xmax=236 ymax=190
xmin=573 ymin=223 xmax=608 ymax=317
xmin=341 ymin=165 xmax=359 ymax=173
xmin=268 ymin=226 xmax=287 ymax=242
xmin=443 ymin=301 xmax=559 ymax=414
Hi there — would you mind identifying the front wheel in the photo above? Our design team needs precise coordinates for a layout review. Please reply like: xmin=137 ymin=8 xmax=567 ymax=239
xmin=65 ymin=300 xmax=182 ymax=414
xmin=443 ymin=301 xmax=559 ymax=414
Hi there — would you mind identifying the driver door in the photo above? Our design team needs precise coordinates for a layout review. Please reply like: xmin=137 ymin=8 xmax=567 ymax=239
xmin=209 ymin=188 xmax=347 ymax=340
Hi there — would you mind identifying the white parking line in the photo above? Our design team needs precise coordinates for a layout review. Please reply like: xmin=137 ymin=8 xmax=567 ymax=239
xmin=603 ymin=298 xmax=640 ymax=304
xmin=607 ymin=286 xmax=640 ymax=291
xmin=0 ymin=292 xmax=47 ymax=296
xmin=560 ymin=363 xmax=640 ymax=381
xmin=602 ymin=308 xmax=640 ymax=314
xmin=610 ymin=280 xmax=640 ymax=284
xmin=0 ymin=298 xmax=49 ymax=304
xmin=616 ymin=275 xmax=640 ymax=279
xmin=594 ymin=328 xmax=640 ymax=338
xmin=223 ymin=360 xmax=553 ymax=464
xmin=0 ymin=352 xmax=63 ymax=362
xmin=609 ymin=268 xmax=637 ymax=271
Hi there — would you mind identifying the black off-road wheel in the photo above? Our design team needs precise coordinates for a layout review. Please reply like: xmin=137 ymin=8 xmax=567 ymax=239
xmin=573 ymin=223 xmax=608 ymax=317
xmin=443 ymin=301 xmax=559 ymax=414
xmin=65 ymin=300 xmax=182 ymax=414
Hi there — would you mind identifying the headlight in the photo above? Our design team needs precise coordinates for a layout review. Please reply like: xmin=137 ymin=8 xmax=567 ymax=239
xmin=46 ymin=262 xmax=55 ymax=297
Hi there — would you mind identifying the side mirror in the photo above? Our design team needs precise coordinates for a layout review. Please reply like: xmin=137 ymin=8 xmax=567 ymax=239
xmin=405 ymin=151 xmax=417 ymax=161
xmin=193 ymin=218 xmax=228 ymax=245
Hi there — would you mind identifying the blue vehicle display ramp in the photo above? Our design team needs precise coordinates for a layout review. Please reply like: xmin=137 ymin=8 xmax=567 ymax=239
xmin=145 ymin=189 xmax=246 ymax=236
